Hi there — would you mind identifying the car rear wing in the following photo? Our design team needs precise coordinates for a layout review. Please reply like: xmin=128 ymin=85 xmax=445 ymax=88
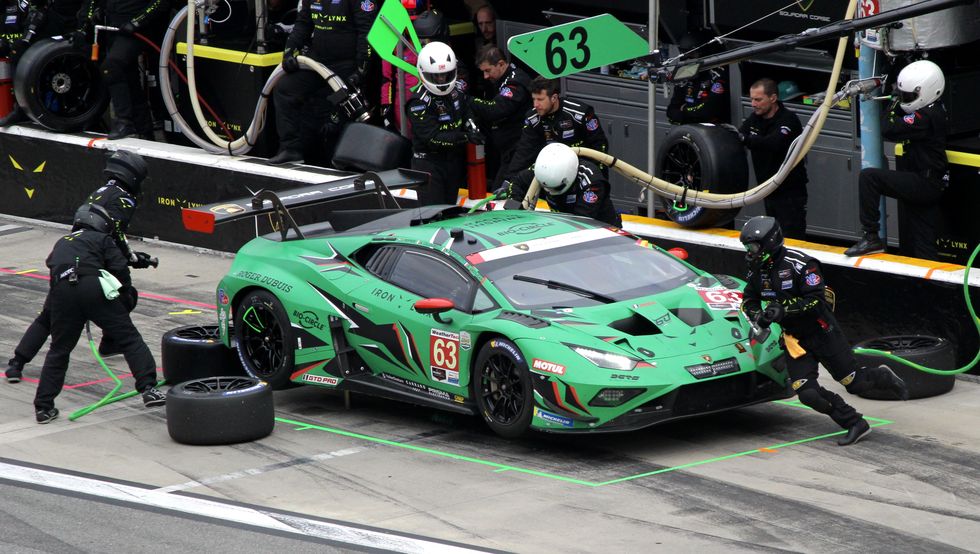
xmin=181 ymin=169 xmax=428 ymax=237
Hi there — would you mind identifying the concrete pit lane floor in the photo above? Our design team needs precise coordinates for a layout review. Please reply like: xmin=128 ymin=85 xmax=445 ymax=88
xmin=2 ymin=216 xmax=980 ymax=553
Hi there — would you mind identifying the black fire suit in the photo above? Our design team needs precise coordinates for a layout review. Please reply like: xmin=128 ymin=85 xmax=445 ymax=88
xmin=666 ymin=67 xmax=730 ymax=125
xmin=742 ymin=247 xmax=900 ymax=429
xmin=8 ymin=180 xmax=138 ymax=372
xmin=502 ymin=160 xmax=621 ymax=227
xmin=739 ymin=102 xmax=809 ymax=239
xmin=504 ymin=97 xmax=609 ymax=181
xmin=78 ymin=0 xmax=169 ymax=136
xmin=406 ymin=87 xmax=473 ymax=205
xmin=275 ymin=0 xmax=376 ymax=155
xmin=469 ymin=63 xmax=532 ymax=188
xmin=34 ymin=228 xmax=157 ymax=412
xmin=858 ymin=102 xmax=948 ymax=260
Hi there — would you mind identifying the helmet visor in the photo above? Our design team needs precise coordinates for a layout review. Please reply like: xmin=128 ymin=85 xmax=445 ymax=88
xmin=422 ymin=68 xmax=456 ymax=85
xmin=743 ymin=241 xmax=762 ymax=260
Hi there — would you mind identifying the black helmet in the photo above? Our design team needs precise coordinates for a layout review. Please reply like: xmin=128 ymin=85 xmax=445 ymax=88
xmin=415 ymin=9 xmax=448 ymax=41
xmin=739 ymin=216 xmax=783 ymax=264
xmin=678 ymin=30 xmax=723 ymax=57
xmin=73 ymin=203 xmax=113 ymax=234
xmin=104 ymin=150 xmax=148 ymax=195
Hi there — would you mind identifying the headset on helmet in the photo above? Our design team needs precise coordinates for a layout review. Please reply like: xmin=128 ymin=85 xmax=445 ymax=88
xmin=534 ymin=143 xmax=579 ymax=196
xmin=73 ymin=203 xmax=113 ymax=234
xmin=896 ymin=59 xmax=945 ymax=114
xmin=739 ymin=216 xmax=784 ymax=264
xmin=416 ymin=41 xmax=457 ymax=96
xmin=104 ymin=150 xmax=149 ymax=195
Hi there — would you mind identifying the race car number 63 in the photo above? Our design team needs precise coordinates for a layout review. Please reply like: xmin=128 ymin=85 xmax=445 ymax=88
xmin=432 ymin=338 xmax=458 ymax=370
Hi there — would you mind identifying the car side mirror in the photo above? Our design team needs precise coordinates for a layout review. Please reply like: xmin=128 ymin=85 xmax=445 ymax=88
xmin=414 ymin=298 xmax=454 ymax=324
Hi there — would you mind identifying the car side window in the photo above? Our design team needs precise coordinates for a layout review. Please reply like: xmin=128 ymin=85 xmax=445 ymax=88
xmin=388 ymin=249 xmax=475 ymax=310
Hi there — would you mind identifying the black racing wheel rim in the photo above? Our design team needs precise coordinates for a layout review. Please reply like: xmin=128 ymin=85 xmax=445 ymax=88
xmin=182 ymin=376 xmax=261 ymax=394
xmin=479 ymin=351 xmax=528 ymax=426
xmin=174 ymin=325 xmax=221 ymax=341
xmin=238 ymin=303 xmax=286 ymax=379
xmin=34 ymin=51 xmax=102 ymax=119
xmin=660 ymin=140 xmax=702 ymax=211
xmin=862 ymin=336 xmax=942 ymax=352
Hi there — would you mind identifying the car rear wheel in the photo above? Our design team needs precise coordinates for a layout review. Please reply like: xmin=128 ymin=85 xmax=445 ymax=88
xmin=473 ymin=338 xmax=533 ymax=438
xmin=234 ymin=290 xmax=295 ymax=390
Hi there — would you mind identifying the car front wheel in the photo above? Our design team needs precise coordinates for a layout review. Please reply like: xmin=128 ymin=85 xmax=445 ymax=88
xmin=473 ymin=338 xmax=533 ymax=438
xmin=234 ymin=290 xmax=295 ymax=389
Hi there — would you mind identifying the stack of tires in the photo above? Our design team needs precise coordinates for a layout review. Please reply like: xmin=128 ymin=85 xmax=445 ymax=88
xmin=162 ymin=325 xmax=275 ymax=445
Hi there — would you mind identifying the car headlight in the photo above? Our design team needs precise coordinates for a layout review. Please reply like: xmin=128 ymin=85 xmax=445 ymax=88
xmin=571 ymin=346 xmax=639 ymax=371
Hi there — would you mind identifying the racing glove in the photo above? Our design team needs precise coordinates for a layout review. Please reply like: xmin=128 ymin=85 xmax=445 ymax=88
xmin=128 ymin=251 xmax=158 ymax=269
xmin=347 ymin=61 xmax=368 ymax=88
xmin=282 ymin=49 xmax=300 ymax=74
xmin=120 ymin=285 xmax=139 ymax=311
xmin=119 ymin=20 xmax=138 ymax=36
xmin=760 ymin=302 xmax=785 ymax=325
xmin=492 ymin=181 xmax=513 ymax=200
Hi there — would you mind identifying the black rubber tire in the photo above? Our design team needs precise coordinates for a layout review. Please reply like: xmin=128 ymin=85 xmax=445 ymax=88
xmin=854 ymin=335 xmax=956 ymax=400
xmin=234 ymin=290 xmax=296 ymax=390
xmin=656 ymin=123 xmax=748 ymax=228
xmin=13 ymin=38 xmax=109 ymax=132
xmin=166 ymin=377 xmax=274 ymax=446
xmin=472 ymin=338 xmax=533 ymax=438
xmin=331 ymin=122 xmax=412 ymax=171
xmin=161 ymin=325 xmax=243 ymax=386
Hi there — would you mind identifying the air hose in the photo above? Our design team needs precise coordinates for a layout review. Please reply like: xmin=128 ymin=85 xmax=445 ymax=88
xmin=852 ymin=241 xmax=980 ymax=376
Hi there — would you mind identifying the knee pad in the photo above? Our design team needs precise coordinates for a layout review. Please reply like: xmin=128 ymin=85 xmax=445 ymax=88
xmin=797 ymin=383 xmax=833 ymax=414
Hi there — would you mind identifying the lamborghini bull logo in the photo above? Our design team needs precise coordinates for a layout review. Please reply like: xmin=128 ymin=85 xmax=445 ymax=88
xmin=9 ymin=154 xmax=46 ymax=199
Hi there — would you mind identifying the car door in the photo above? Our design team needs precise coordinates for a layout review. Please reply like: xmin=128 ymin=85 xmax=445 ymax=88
xmin=350 ymin=245 xmax=492 ymax=395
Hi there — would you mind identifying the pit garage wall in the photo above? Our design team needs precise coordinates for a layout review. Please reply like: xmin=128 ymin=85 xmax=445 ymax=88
xmin=0 ymin=128 xmax=382 ymax=252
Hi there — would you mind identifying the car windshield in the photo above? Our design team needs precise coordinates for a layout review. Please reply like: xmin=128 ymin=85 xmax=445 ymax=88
xmin=480 ymin=236 xmax=698 ymax=309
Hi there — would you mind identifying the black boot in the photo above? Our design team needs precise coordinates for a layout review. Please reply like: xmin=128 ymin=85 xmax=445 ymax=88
xmin=838 ymin=418 xmax=871 ymax=446
xmin=108 ymin=119 xmax=138 ymax=140
xmin=268 ymin=149 xmax=304 ymax=165
xmin=875 ymin=364 xmax=909 ymax=400
xmin=0 ymin=105 xmax=27 ymax=127
xmin=844 ymin=233 xmax=885 ymax=257
xmin=5 ymin=360 xmax=23 ymax=383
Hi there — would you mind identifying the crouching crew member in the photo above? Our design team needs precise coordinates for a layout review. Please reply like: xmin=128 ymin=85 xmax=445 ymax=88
xmin=739 ymin=216 xmax=908 ymax=446
xmin=32 ymin=203 xmax=164 ymax=424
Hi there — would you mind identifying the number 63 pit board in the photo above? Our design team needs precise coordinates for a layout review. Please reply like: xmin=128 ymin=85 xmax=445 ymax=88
xmin=507 ymin=14 xmax=649 ymax=79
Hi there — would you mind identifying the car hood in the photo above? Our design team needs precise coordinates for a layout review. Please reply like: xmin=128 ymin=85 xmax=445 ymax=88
xmin=525 ymin=285 xmax=746 ymax=360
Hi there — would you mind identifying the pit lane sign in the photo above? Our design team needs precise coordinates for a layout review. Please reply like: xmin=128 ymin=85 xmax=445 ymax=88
xmin=507 ymin=14 xmax=649 ymax=79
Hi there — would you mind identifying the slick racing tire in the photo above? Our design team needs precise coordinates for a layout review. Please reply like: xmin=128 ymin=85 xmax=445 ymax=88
xmin=473 ymin=338 xmax=533 ymax=438
xmin=854 ymin=335 xmax=955 ymax=400
xmin=657 ymin=123 xmax=748 ymax=228
xmin=13 ymin=38 xmax=109 ymax=132
xmin=166 ymin=376 xmax=274 ymax=445
xmin=234 ymin=290 xmax=296 ymax=390
xmin=161 ymin=325 xmax=243 ymax=386
xmin=332 ymin=122 xmax=412 ymax=172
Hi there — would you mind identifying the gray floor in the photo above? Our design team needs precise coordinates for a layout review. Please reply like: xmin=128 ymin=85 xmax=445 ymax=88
xmin=2 ymin=217 xmax=979 ymax=553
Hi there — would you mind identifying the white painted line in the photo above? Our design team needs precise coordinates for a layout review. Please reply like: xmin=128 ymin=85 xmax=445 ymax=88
xmin=0 ymin=461 xmax=484 ymax=553
xmin=155 ymin=447 xmax=365 ymax=493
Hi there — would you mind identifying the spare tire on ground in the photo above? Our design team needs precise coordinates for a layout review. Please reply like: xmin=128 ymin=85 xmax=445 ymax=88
xmin=656 ymin=123 xmax=748 ymax=228
xmin=854 ymin=335 xmax=956 ymax=400
xmin=162 ymin=325 xmax=243 ymax=386
xmin=14 ymin=38 xmax=109 ymax=132
xmin=167 ymin=376 xmax=274 ymax=445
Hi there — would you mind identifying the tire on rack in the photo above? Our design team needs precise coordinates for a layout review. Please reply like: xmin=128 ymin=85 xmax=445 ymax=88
xmin=656 ymin=123 xmax=748 ymax=228
xmin=472 ymin=338 xmax=534 ymax=438
xmin=13 ymin=38 xmax=109 ymax=132
xmin=166 ymin=376 xmax=274 ymax=445
xmin=854 ymin=335 xmax=956 ymax=400
xmin=161 ymin=325 xmax=243 ymax=386
xmin=234 ymin=289 xmax=296 ymax=390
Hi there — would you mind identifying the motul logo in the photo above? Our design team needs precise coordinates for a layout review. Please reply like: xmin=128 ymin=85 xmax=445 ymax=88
xmin=532 ymin=358 xmax=565 ymax=375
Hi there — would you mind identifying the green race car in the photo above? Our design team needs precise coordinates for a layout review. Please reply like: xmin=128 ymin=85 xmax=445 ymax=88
xmin=183 ymin=171 xmax=790 ymax=437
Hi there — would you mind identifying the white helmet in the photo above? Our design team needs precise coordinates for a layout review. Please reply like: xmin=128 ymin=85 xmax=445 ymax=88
xmin=534 ymin=143 xmax=579 ymax=195
xmin=417 ymin=41 xmax=457 ymax=96
xmin=896 ymin=60 xmax=945 ymax=114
